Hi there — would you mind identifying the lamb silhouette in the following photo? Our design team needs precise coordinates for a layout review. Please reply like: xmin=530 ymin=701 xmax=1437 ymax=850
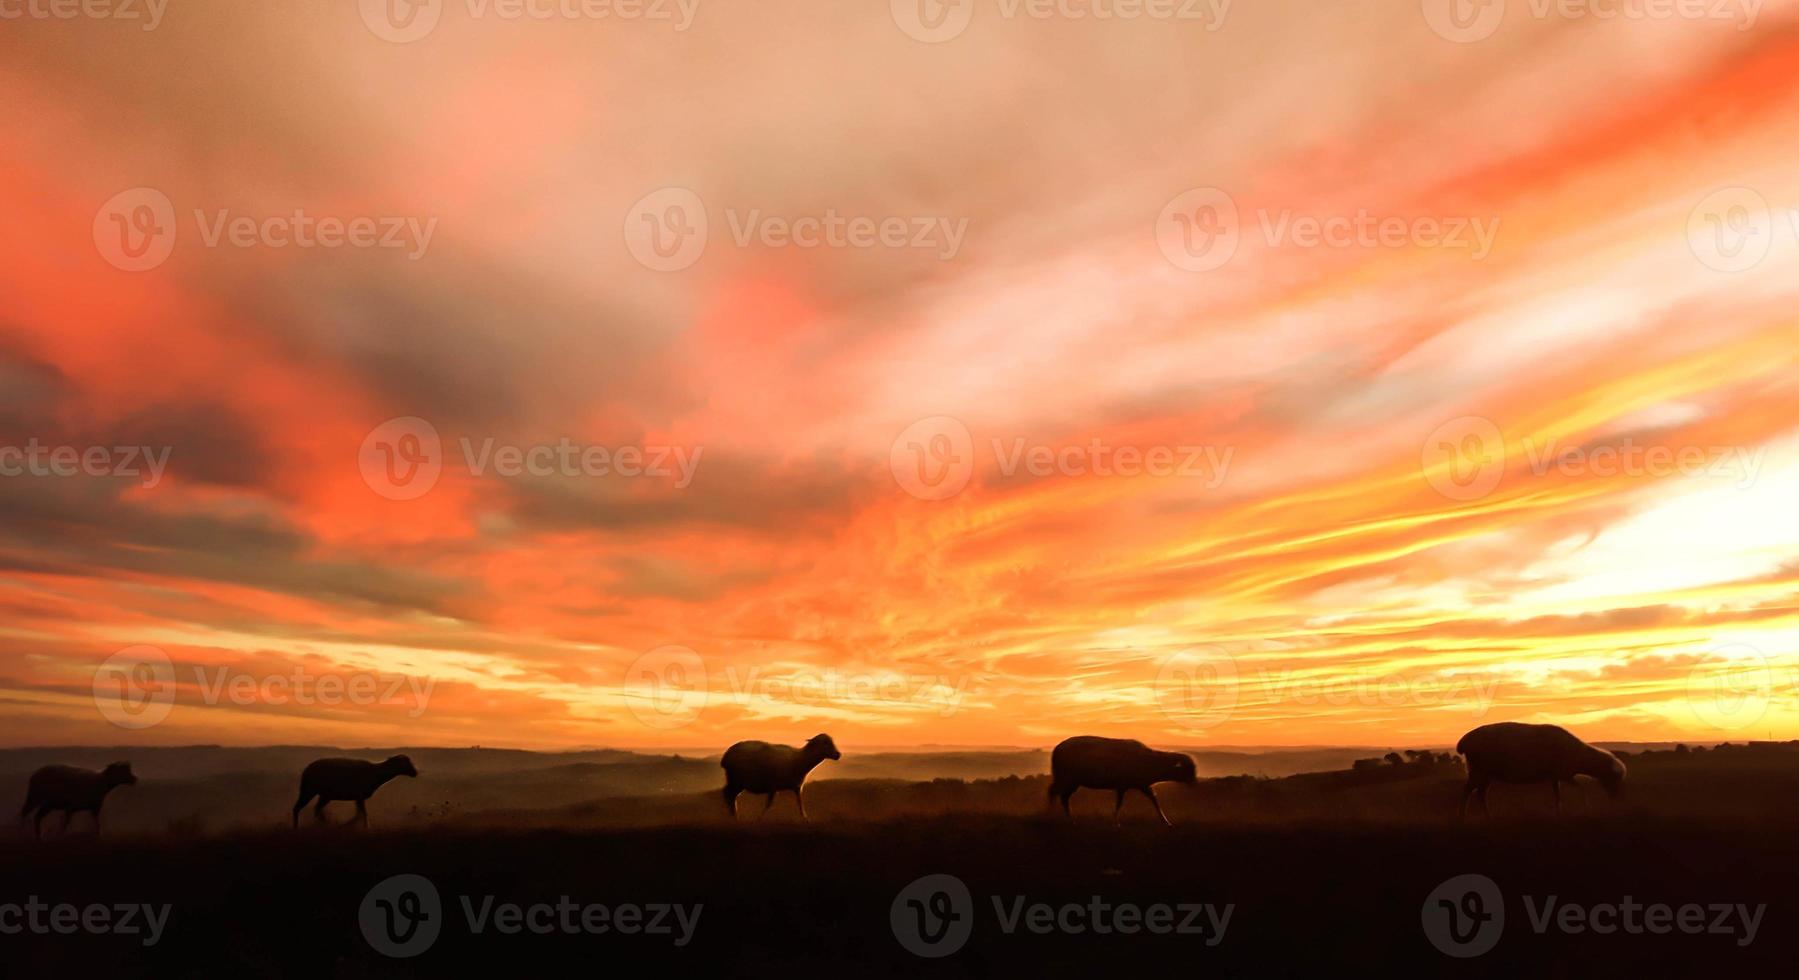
xmin=1049 ymin=736 xmax=1198 ymax=825
xmin=1457 ymin=722 xmax=1625 ymax=818
xmin=291 ymin=755 xmax=418 ymax=829
xmin=721 ymin=734 xmax=841 ymax=820
xmin=19 ymin=761 xmax=136 ymax=839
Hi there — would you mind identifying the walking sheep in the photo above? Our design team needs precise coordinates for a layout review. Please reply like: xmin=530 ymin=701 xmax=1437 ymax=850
xmin=291 ymin=755 xmax=418 ymax=829
xmin=19 ymin=762 xmax=137 ymax=839
xmin=1048 ymin=736 xmax=1198 ymax=825
xmin=721 ymin=734 xmax=841 ymax=820
xmin=1457 ymin=722 xmax=1625 ymax=818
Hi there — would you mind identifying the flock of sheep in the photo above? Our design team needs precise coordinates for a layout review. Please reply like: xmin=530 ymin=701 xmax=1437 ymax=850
xmin=16 ymin=722 xmax=1627 ymax=837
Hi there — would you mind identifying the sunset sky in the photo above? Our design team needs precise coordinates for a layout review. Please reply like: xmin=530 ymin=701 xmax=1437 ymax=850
xmin=2 ymin=1 xmax=1796 ymax=749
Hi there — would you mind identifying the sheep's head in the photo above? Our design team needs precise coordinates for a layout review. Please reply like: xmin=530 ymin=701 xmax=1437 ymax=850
xmin=1166 ymin=752 xmax=1199 ymax=785
xmin=385 ymin=754 xmax=419 ymax=778
xmin=806 ymin=734 xmax=841 ymax=761
xmin=1599 ymin=754 xmax=1626 ymax=798
xmin=103 ymin=761 xmax=136 ymax=787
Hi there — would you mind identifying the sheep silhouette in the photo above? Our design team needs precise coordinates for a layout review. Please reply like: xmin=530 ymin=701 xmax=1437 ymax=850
xmin=290 ymin=755 xmax=417 ymax=829
xmin=1048 ymin=736 xmax=1198 ymax=825
xmin=18 ymin=762 xmax=136 ymax=839
xmin=721 ymin=734 xmax=841 ymax=820
xmin=1457 ymin=722 xmax=1625 ymax=817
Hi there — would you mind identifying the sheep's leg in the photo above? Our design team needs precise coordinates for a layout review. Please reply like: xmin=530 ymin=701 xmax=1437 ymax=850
xmin=31 ymin=806 xmax=49 ymax=840
xmin=355 ymin=800 xmax=369 ymax=828
xmin=1112 ymin=790 xmax=1126 ymax=825
xmin=759 ymin=793 xmax=775 ymax=819
xmin=1552 ymin=780 xmax=1562 ymax=816
xmin=58 ymin=809 xmax=73 ymax=836
xmin=313 ymin=797 xmax=330 ymax=824
xmin=722 ymin=784 xmax=739 ymax=817
xmin=292 ymin=792 xmax=315 ymax=829
xmin=1143 ymin=787 xmax=1172 ymax=827
xmin=1060 ymin=789 xmax=1074 ymax=819
xmin=1459 ymin=778 xmax=1482 ymax=821
xmin=792 ymin=788 xmax=807 ymax=821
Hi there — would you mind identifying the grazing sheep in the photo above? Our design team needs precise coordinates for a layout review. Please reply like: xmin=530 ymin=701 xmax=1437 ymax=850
xmin=1457 ymin=722 xmax=1625 ymax=818
xmin=19 ymin=762 xmax=136 ymax=839
xmin=721 ymin=734 xmax=841 ymax=820
xmin=291 ymin=755 xmax=418 ymax=829
xmin=1048 ymin=736 xmax=1198 ymax=825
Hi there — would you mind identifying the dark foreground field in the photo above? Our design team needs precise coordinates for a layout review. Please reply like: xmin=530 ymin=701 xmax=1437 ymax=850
xmin=2 ymin=815 xmax=1793 ymax=976
xmin=3 ymin=747 xmax=1795 ymax=976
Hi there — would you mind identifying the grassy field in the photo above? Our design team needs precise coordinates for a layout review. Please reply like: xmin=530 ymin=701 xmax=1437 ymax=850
xmin=2 ymin=745 xmax=1794 ymax=975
